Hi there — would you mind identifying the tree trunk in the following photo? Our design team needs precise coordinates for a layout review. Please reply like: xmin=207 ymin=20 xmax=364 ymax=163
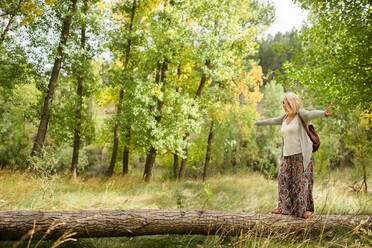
xmin=122 ymin=125 xmax=131 ymax=175
xmin=143 ymin=146 xmax=156 ymax=182
xmin=71 ymin=0 xmax=88 ymax=179
xmin=339 ymin=110 xmax=346 ymax=168
xmin=339 ymin=127 xmax=345 ymax=167
xmin=173 ymin=153 xmax=179 ymax=179
xmin=203 ymin=119 xmax=215 ymax=181
xmin=143 ymin=60 xmax=168 ymax=182
xmin=106 ymin=89 xmax=123 ymax=177
xmin=0 ymin=0 xmax=23 ymax=47
xmin=0 ymin=15 xmax=15 ymax=47
xmin=0 ymin=210 xmax=370 ymax=241
xmin=31 ymin=0 xmax=78 ymax=157
xmin=122 ymin=145 xmax=129 ymax=175
xmin=178 ymin=147 xmax=188 ymax=181
xmin=106 ymin=0 xmax=137 ymax=177
xmin=194 ymin=60 xmax=211 ymax=100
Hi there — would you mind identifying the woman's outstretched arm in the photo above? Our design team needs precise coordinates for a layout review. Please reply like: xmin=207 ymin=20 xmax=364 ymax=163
xmin=255 ymin=114 xmax=286 ymax=126
xmin=299 ymin=104 xmax=332 ymax=122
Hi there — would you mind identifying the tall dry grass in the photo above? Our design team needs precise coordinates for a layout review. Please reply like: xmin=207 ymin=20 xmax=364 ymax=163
xmin=0 ymin=167 xmax=370 ymax=247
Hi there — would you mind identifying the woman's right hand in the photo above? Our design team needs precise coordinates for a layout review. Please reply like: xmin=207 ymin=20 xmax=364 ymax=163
xmin=325 ymin=104 xmax=332 ymax=116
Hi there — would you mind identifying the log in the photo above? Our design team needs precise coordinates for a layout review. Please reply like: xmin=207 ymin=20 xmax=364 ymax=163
xmin=0 ymin=210 xmax=370 ymax=241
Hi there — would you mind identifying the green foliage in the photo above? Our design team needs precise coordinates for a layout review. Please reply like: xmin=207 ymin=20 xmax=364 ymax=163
xmin=0 ymin=83 xmax=41 ymax=167
xmin=284 ymin=0 xmax=371 ymax=111
xmin=256 ymin=30 xmax=301 ymax=79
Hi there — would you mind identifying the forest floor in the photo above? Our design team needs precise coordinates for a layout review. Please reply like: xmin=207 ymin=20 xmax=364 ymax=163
xmin=0 ymin=167 xmax=371 ymax=247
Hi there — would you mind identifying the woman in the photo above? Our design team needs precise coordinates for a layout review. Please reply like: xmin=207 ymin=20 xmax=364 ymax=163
xmin=255 ymin=92 xmax=332 ymax=219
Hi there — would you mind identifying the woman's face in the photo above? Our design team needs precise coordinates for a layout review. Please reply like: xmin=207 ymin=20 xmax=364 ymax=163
xmin=282 ymin=98 xmax=289 ymax=113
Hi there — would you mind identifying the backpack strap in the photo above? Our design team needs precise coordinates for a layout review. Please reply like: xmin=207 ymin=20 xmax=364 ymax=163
xmin=297 ymin=112 xmax=310 ymax=137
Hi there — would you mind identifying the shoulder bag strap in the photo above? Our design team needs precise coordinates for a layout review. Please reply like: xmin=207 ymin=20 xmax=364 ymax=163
xmin=297 ymin=113 xmax=310 ymax=137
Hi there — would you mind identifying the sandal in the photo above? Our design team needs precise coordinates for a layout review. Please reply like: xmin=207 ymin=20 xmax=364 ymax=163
xmin=302 ymin=211 xmax=313 ymax=219
xmin=271 ymin=209 xmax=281 ymax=214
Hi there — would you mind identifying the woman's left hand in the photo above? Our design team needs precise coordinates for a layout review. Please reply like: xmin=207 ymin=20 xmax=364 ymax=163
xmin=325 ymin=104 xmax=332 ymax=116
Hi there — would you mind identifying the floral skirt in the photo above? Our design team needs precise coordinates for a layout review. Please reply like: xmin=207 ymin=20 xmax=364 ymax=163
xmin=277 ymin=153 xmax=314 ymax=217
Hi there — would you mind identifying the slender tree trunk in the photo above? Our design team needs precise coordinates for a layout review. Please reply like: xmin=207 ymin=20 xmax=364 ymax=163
xmin=178 ymin=147 xmax=188 ymax=181
xmin=143 ymin=147 xmax=156 ymax=182
xmin=194 ymin=60 xmax=210 ymax=99
xmin=106 ymin=89 xmax=123 ymax=176
xmin=339 ymin=110 xmax=345 ymax=168
xmin=71 ymin=0 xmax=88 ymax=179
xmin=173 ymin=154 xmax=179 ymax=179
xmin=355 ymin=118 xmax=368 ymax=193
xmin=1 ymin=210 xmax=370 ymax=240
xmin=0 ymin=15 xmax=15 ymax=46
xmin=178 ymin=60 xmax=211 ymax=181
xmin=122 ymin=125 xmax=131 ymax=175
xmin=143 ymin=60 xmax=168 ymax=182
xmin=203 ymin=119 xmax=215 ymax=181
xmin=339 ymin=127 xmax=345 ymax=167
xmin=122 ymin=145 xmax=129 ymax=175
xmin=0 ymin=0 xmax=23 ymax=47
xmin=31 ymin=0 xmax=78 ymax=157
xmin=107 ymin=0 xmax=137 ymax=177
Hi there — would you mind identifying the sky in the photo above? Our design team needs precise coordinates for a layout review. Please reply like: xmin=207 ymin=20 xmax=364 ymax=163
xmin=264 ymin=0 xmax=309 ymax=37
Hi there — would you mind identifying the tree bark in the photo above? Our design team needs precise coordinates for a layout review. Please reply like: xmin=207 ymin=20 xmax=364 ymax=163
xmin=31 ymin=0 xmax=78 ymax=157
xmin=122 ymin=123 xmax=131 ymax=175
xmin=107 ymin=0 xmax=137 ymax=177
xmin=143 ymin=146 xmax=156 ymax=182
xmin=0 ymin=210 xmax=370 ymax=241
xmin=71 ymin=0 xmax=88 ymax=179
xmin=122 ymin=145 xmax=129 ymax=175
xmin=178 ymin=146 xmax=188 ymax=181
xmin=173 ymin=154 xmax=179 ymax=179
xmin=203 ymin=119 xmax=215 ymax=181
xmin=122 ymin=129 xmax=130 ymax=175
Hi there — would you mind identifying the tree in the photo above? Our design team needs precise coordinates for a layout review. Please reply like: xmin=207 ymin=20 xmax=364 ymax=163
xmin=31 ymin=0 xmax=79 ymax=157
xmin=70 ymin=0 xmax=88 ymax=178
xmin=284 ymin=0 xmax=371 ymax=111
xmin=106 ymin=0 xmax=138 ymax=177
xmin=255 ymin=30 xmax=301 ymax=81
xmin=282 ymin=0 xmax=371 ymax=192
xmin=178 ymin=0 xmax=274 ymax=181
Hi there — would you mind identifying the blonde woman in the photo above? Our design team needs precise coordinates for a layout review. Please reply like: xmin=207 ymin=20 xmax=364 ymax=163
xmin=255 ymin=92 xmax=332 ymax=218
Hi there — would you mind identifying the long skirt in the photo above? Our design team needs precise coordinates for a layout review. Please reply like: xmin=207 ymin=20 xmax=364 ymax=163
xmin=277 ymin=153 xmax=314 ymax=217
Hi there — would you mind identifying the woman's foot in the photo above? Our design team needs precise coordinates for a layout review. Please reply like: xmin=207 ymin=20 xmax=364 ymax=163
xmin=271 ymin=209 xmax=281 ymax=214
xmin=302 ymin=211 xmax=313 ymax=219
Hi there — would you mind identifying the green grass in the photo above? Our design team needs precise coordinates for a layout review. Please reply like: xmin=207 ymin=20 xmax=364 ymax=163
xmin=0 ymin=167 xmax=371 ymax=247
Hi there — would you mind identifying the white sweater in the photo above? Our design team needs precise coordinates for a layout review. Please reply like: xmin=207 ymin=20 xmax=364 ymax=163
xmin=281 ymin=115 xmax=302 ymax=156
xmin=255 ymin=108 xmax=327 ymax=170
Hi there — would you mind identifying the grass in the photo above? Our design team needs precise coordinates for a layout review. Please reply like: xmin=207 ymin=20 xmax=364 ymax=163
xmin=0 ymin=167 xmax=371 ymax=247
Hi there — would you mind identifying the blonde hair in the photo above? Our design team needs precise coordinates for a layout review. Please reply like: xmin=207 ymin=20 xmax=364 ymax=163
xmin=283 ymin=92 xmax=301 ymax=114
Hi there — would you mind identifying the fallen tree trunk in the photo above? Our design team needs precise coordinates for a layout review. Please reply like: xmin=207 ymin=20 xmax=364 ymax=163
xmin=0 ymin=210 xmax=370 ymax=241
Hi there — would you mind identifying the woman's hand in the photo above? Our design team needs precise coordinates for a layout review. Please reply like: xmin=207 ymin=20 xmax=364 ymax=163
xmin=325 ymin=104 xmax=332 ymax=116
